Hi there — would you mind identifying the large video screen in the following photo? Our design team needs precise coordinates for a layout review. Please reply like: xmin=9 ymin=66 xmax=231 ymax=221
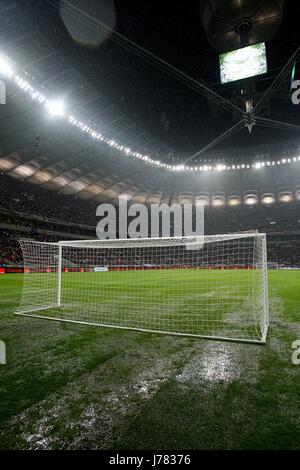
xmin=220 ymin=43 xmax=267 ymax=84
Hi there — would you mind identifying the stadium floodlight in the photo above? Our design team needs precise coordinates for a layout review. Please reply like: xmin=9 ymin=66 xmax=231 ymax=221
xmin=0 ymin=54 xmax=13 ymax=77
xmin=2 ymin=52 xmax=300 ymax=174
xmin=16 ymin=233 xmax=269 ymax=344
xmin=45 ymin=99 xmax=65 ymax=117
xmin=216 ymin=164 xmax=226 ymax=171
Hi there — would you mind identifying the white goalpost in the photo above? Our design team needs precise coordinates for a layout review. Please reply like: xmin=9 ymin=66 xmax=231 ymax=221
xmin=16 ymin=233 xmax=269 ymax=344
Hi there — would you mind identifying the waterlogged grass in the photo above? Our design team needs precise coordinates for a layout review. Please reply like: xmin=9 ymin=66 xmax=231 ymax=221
xmin=0 ymin=271 xmax=299 ymax=449
xmin=17 ymin=269 xmax=266 ymax=341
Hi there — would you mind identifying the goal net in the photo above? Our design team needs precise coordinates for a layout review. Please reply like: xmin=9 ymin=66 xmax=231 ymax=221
xmin=267 ymin=262 xmax=279 ymax=270
xmin=16 ymin=233 xmax=269 ymax=344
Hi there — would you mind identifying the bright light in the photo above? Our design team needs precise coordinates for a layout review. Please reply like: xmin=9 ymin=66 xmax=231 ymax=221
xmin=228 ymin=197 xmax=241 ymax=207
xmin=196 ymin=197 xmax=209 ymax=206
xmin=244 ymin=196 xmax=258 ymax=205
xmin=212 ymin=197 xmax=225 ymax=207
xmin=45 ymin=99 xmax=65 ymax=117
xmin=3 ymin=50 xmax=300 ymax=175
xmin=262 ymin=195 xmax=275 ymax=205
xmin=279 ymin=193 xmax=293 ymax=203
xmin=0 ymin=54 xmax=13 ymax=77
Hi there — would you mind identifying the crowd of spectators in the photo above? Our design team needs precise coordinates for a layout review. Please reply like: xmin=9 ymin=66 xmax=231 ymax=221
xmin=0 ymin=175 xmax=98 ymax=226
xmin=1 ymin=174 xmax=300 ymax=266
xmin=267 ymin=239 xmax=300 ymax=266
xmin=2 ymin=174 xmax=300 ymax=234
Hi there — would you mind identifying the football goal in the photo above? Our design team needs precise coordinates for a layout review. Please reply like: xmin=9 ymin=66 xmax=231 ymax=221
xmin=16 ymin=233 xmax=269 ymax=344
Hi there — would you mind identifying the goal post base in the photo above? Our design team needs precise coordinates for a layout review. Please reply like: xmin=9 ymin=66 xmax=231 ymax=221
xmin=13 ymin=311 xmax=267 ymax=345
xmin=15 ymin=305 xmax=59 ymax=315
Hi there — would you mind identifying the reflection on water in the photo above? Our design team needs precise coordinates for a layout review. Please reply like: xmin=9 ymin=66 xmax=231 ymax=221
xmin=177 ymin=342 xmax=259 ymax=386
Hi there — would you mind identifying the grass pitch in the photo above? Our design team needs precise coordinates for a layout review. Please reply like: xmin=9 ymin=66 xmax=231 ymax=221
xmin=17 ymin=269 xmax=265 ymax=342
xmin=0 ymin=271 xmax=300 ymax=449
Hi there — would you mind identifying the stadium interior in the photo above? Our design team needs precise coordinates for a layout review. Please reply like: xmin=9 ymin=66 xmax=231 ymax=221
xmin=0 ymin=0 xmax=300 ymax=453
xmin=1 ymin=1 xmax=300 ymax=270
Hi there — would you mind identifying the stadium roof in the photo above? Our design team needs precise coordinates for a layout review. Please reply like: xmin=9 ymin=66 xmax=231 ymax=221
xmin=0 ymin=0 xmax=300 ymax=205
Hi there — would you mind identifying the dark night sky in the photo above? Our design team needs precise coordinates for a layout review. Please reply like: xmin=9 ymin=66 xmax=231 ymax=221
xmin=18 ymin=0 xmax=300 ymax=154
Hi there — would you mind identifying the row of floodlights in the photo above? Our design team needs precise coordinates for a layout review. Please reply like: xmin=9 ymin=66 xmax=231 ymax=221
xmin=1 ymin=53 xmax=300 ymax=174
